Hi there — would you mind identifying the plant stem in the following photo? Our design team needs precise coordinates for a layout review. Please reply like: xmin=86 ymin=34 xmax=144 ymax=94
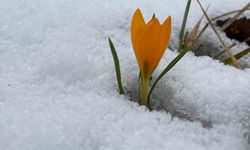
xmin=139 ymin=76 xmax=150 ymax=106
xmin=147 ymin=48 xmax=189 ymax=105
xmin=178 ymin=0 xmax=192 ymax=52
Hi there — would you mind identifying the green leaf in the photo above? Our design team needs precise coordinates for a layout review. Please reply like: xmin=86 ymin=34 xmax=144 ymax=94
xmin=223 ymin=48 xmax=250 ymax=65
xmin=148 ymin=48 xmax=189 ymax=105
xmin=178 ymin=0 xmax=192 ymax=52
xmin=108 ymin=38 xmax=124 ymax=94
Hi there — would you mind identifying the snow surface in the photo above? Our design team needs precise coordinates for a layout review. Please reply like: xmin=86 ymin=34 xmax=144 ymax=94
xmin=0 ymin=0 xmax=250 ymax=149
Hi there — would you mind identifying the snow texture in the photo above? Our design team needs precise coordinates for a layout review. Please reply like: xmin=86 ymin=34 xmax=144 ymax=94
xmin=0 ymin=0 xmax=250 ymax=149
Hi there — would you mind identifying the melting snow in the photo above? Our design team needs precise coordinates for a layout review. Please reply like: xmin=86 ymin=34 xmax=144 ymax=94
xmin=0 ymin=0 xmax=250 ymax=149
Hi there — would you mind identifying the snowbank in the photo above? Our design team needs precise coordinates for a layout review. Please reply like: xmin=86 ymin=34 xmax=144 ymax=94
xmin=0 ymin=0 xmax=249 ymax=149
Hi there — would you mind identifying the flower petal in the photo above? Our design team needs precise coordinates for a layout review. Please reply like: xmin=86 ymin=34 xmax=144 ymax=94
xmin=131 ymin=8 xmax=145 ymax=67
xmin=149 ymin=16 xmax=171 ymax=72
xmin=150 ymin=16 xmax=171 ymax=73
xmin=160 ymin=16 xmax=171 ymax=53
xmin=138 ymin=18 xmax=161 ymax=76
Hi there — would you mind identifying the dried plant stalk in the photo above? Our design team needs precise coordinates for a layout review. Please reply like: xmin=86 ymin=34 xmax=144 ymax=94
xmin=213 ymin=43 xmax=236 ymax=59
xmin=197 ymin=0 xmax=240 ymax=68
xmin=184 ymin=16 xmax=202 ymax=49
xmin=221 ymin=2 xmax=250 ymax=30
xmin=192 ymin=7 xmax=250 ymax=51
xmin=212 ymin=8 xmax=250 ymax=21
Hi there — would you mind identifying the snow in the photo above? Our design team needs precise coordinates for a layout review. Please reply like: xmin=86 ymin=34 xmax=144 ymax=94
xmin=0 ymin=0 xmax=250 ymax=149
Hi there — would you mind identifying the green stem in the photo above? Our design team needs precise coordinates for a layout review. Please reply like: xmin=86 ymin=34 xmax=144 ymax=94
xmin=178 ymin=0 xmax=192 ymax=52
xmin=139 ymin=76 xmax=150 ymax=106
xmin=147 ymin=48 xmax=189 ymax=105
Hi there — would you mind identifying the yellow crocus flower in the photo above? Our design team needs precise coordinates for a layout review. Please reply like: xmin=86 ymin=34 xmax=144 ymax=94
xmin=131 ymin=8 xmax=171 ymax=106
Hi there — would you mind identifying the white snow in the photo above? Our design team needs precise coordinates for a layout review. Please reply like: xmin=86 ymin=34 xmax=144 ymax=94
xmin=0 ymin=0 xmax=250 ymax=149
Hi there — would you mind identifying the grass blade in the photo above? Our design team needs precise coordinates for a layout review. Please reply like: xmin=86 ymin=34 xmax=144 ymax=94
xmin=147 ymin=48 xmax=189 ymax=105
xmin=223 ymin=48 xmax=250 ymax=65
xmin=178 ymin=0 xmax=192 ymax=52
xmin=108 ymin=38 xmax=124 ymax=94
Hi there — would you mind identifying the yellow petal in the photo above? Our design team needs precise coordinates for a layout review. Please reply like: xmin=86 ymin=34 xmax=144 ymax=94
xmin=131 ymin=8 xmax=145 ymax=67
xmin=150 ymin=17 xmax=171 ymax=73
xmin=160 ymin=16 xmax=171 ymax=53
xmin=149 ymin=16 xmax=171 ymax=72
xmin=138 ymin=18 xmax=161 ymax=77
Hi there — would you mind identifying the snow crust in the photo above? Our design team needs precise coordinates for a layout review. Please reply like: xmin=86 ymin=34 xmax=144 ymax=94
xmin=0 ymin=0 xmax=250 ymax=149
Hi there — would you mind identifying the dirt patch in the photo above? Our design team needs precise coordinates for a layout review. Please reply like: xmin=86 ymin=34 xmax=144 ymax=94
xmin=216 ymin=17 xmax=250 ymax=46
